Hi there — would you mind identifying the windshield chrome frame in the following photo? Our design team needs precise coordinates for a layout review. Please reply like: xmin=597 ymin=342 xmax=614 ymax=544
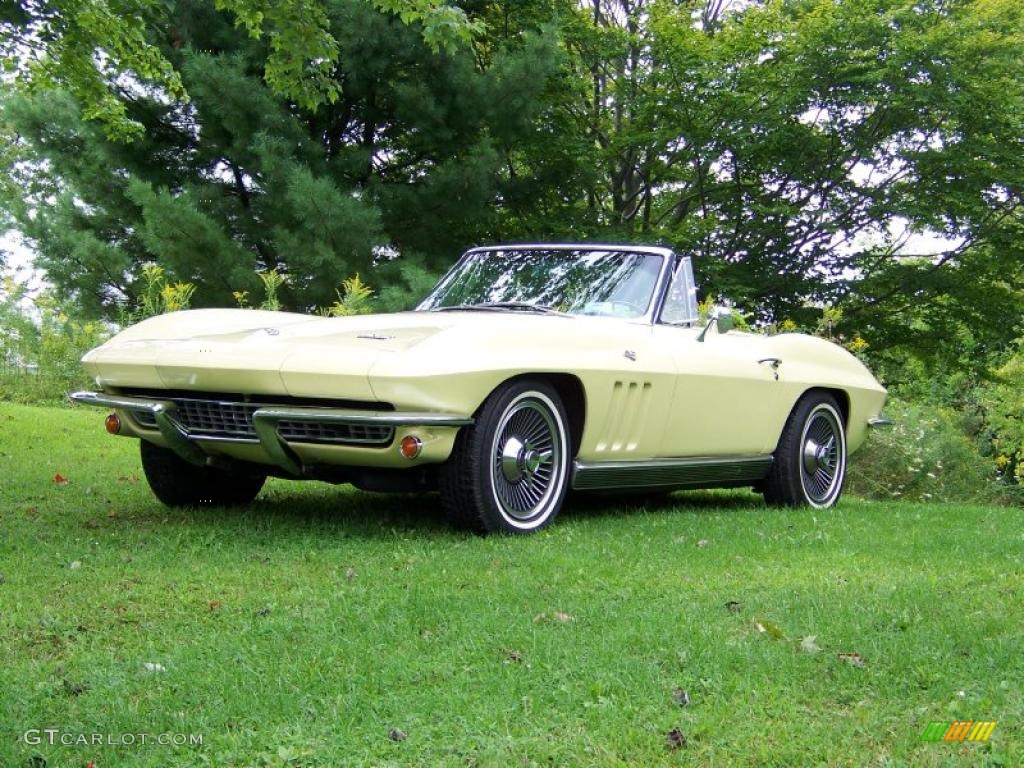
xmin=416 ymin=243 xmax=676 ymax=324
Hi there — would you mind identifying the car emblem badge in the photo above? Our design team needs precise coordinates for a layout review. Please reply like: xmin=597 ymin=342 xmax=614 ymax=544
xmin=624 ymin=350 xmax=637 ymax=361
xmin=264 ymin=327 xmax=280 ymax=336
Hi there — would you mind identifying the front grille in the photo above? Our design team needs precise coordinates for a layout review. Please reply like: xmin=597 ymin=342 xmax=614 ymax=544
xmin=276 ymin=419 xmax=391 ymax=444
xmin=131 ymin=397 xmax=394 ymax=446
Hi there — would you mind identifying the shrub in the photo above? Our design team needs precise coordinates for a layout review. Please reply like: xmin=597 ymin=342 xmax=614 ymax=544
xmin=118 ymin=264 xmax=197 ymax=324
xmin=846 ymin=397 xmax=1018 ymax=504
xmin=0 ymin=277 xmax=111 ymax=404
xmin=979 ymin=343 xmax=1024 ymax=487
xmin=323 ymin=273 xmax=375 ymax=317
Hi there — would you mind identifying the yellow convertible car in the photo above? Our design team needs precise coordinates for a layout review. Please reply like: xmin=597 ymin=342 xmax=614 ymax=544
xmin=71 ymin=244 xmax=887 ymax=533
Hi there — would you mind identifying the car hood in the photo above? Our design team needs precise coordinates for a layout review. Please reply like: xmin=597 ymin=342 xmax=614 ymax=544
xmin=82 ymin=307 xmax=595 ymax=399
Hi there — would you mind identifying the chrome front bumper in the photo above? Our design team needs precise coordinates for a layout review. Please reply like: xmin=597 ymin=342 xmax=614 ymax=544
xmin=69 ymin=390 xmax=473 ymax=476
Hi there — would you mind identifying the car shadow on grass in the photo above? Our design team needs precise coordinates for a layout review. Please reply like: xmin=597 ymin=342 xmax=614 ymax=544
xmin=561 ymin=488 xmax=767 ymax=522
xmin=175 ymin=483 xmax=769 ymax=540
xmin=186 ymin=485 xmax=456 ymax=539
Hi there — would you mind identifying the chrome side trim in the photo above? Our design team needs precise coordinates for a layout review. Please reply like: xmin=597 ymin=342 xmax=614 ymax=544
xmin=867 ymin=417 xmax=893 ymax=427
xmin=572 ymin=455 xmax=773 ymax=491
xmin=251 ymin=407 xmax=473 ymax=429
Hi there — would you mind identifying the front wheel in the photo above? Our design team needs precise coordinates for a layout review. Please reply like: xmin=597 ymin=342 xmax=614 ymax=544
xmin=440 ymin=379 xmax=571 ymax=534
xmin=140 ymin=440 xmax=266 ymax=507
xmin=763 ymin=392 xmax=847 ymax=508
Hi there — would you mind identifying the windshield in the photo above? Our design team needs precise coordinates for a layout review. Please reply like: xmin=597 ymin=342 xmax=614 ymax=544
xmin=418 ymin=248 xmax=665 ymax=318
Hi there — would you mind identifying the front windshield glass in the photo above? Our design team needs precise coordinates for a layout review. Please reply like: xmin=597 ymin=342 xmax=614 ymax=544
xmin=418 ymin=248 xmax=664 ymax=318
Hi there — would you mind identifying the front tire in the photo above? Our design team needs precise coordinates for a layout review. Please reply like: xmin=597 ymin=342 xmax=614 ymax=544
xmin=440 ymin=379 xmax=571 ymax=534
xmin=763 ymin=392 xmax=847 ymax=508
xmin=140 ymin=440 xmax=266 ymax=507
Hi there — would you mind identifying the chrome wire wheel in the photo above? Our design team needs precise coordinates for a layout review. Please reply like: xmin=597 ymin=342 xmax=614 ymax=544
xmin=798 ymin=404 xmax=845 ymax=507
xmin=488 ymin=391 xmax=567 ymax=528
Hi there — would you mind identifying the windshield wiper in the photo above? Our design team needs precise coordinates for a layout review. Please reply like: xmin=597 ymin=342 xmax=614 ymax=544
xmin=435 ymin=302 xmax=569 ymax=316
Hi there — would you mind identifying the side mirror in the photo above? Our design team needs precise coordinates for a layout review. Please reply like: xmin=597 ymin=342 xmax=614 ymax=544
xmin=697 ymin=306 xmax=734 ymax=342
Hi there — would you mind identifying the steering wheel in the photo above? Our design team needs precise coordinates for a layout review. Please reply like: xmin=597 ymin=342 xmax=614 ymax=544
xmin=579 ymin=300 xmax=645 ymax=317
xmin=607 ymin=300 xmax=645 ymax=317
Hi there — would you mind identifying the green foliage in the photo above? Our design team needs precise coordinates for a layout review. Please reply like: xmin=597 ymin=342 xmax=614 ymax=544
xmin=1 ymin=1 xmax=561 ymax=315
xmin=323 ymin=273 xmax=375 ymax=317
xmin=0 ymin=277 xmax=110 ymax=403
xmin=214 ymin=0 xmax=342 ymax=111
xmin=117 ymin=263 xmax=197 ymax=325
xmin=0 ymin=0 xmax=187 ymax=141
xmin=696 ymin=293 xmax=750 ymax=330
xmin=846 ymin=398 xmax=1017 ymax=505
xmin=1 ymin=0 xmax=479 ymax=139
xmin=6 ymin=0 xmax=1020 ymax=369
xmin=543 ymin=0 xmax=1024 ymax=367
xmin=214 ymin=0 xmax=480 ymax=111
xmin=256 ymin=268 xmax=289 ymax=311
xmin=979 ymin=343 xmax=1024 ymax=487
xmin=140 ymin=264 xmax=196 ymax=316
xmin=374 ymin=257 xmax=441 ymax=312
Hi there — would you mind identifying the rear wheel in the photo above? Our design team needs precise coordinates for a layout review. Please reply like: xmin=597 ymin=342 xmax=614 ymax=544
xmin=140 ymin=440 xmax=266 ymax=507
xmin=440 ymin=379 xmax=571 ymax=533
xmin=763 ymin=392 xmax=846 ymax=508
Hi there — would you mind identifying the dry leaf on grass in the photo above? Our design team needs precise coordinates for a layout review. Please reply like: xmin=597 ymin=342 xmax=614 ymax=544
xmin=53 ymin=473 xmax=69 ymax=485
xmin=837 ymin=652 xmax=865 ymax=668
xmin=665 ymin=727 xmax=686 ymax=750
xmin=502 ymin=648 xmax=524 ymax=663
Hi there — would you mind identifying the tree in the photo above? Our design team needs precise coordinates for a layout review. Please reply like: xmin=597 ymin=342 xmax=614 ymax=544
xmin=544 ymin=0 xmax=1024 ymax=357
xmin=1 ymin=0 xmax=563 ymax=313
xmin=0 ymin=0 xmax=480 ymax=140
xmin=3 ymin=0 xmax=1022 ymax=377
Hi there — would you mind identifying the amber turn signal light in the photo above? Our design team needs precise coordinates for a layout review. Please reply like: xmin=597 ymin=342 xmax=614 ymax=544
xmin=399 ymin=435 xmax=422 ymax=459
xmin=104 ymin=412 xmax=121 ymax=434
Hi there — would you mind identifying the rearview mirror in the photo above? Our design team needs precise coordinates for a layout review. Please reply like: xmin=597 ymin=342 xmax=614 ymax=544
xmin=697 ymin=307 xmax=734 ymax=342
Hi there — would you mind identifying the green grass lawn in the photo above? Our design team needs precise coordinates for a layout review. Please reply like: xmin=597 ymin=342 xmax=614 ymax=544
xmin=1 ymin=401 xmax=1020 ymax=767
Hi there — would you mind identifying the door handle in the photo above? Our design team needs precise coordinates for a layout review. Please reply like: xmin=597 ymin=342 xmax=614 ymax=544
xmin=757 ymin=357 xmax=782 ymax=379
